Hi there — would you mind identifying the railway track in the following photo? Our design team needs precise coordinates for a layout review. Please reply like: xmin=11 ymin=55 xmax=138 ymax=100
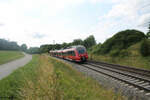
xmin=53 ymin=56 xmax=150 ymax=97
xmin=80 ymin=60 xmax=150 ymax=94
xmin=88 ymin=60 xmax=150 ymax=78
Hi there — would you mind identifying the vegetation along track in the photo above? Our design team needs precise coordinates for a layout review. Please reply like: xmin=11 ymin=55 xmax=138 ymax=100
xmin=80 ymin=60 xmax=150 ymax=94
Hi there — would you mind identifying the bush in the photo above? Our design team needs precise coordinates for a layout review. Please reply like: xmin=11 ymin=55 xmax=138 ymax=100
xmin=140 ymin=39 xmax=150 ymax=56
xmin=110 ymin=49 xmax=120 ymax=57
xmin=90 ymin=43 xmax=101 ymax=54
xmin=119 ymin=49 xmax=129 ymax=57
xmin=99 ymin=30 xmax=146 ymax=54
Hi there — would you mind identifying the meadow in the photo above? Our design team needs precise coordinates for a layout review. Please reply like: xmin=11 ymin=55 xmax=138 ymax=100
xmin=0 ymin=51 xmax=24 ymax=65
xmin=0 ymin=55 xmax=125 ymax=100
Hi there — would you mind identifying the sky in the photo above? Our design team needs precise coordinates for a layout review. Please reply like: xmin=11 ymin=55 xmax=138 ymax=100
xmin=0 ymin=0 xmax=150 ymax=47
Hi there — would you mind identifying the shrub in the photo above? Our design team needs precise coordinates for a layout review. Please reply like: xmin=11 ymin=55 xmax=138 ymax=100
xmin=140 ymin=39 xmax=150 ymax=56
xmin=99 ymin=30 xmax=146 ymax=54
xmin=90 ymin=43 xmax=101 ymax=54
xmin=110 ymin=49 xmax=120 ymax=57
xmin=119 ymin=49 xmax=129 ymax=57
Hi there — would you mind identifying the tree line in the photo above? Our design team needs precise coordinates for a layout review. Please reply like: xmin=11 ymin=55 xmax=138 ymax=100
xmin=0 ymin=35 xmax=96 ymax=54
xmin=39 ymin=35 xmax=96 ymax=53
xmin=1 ymin=23 xmax=150 ymax=55
xmin=39 ymin=24 xmax=150 ymax=55
xmin=0 ymin=38 xmax=29 ymax=52
xmin=90 ymin=24 xmax=150 ymax=57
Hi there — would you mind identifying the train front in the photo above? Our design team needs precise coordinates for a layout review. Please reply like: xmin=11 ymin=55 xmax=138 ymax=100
xmin=75 ymin=46 xmax=88 ymax=62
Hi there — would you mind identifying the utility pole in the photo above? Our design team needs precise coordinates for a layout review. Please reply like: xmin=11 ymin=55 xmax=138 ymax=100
xmin=53 ymin=40 xmax=55 ymax=50
xmin=53 ymin=40 xmax=55 ymax=45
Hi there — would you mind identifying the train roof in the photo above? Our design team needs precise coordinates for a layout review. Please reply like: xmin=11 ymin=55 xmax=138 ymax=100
xmin=67 ymin=45 xmax=85 ymax=49
xmin=49 ymin=45 xmax=86 ymax=52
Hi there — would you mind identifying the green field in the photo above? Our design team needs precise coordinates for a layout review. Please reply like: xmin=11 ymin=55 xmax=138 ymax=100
xmin=0 ymin=51 xmax=24 ymax=65
xmin=0 ymin=55 xmax=125 ymax=100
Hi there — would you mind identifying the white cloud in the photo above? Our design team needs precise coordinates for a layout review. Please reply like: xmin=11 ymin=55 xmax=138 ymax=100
xmin=0 ymin=0 xmax=149 ymax=47
xmin=0 ymin=0 xmax=87 ymax=47
xmin=89 ymin=0 xmax=150 ymax=43
xmin=12 ymin=0 xmax=85 ymax=17
xmin=138 ymin=13 xmax=150 ymax=27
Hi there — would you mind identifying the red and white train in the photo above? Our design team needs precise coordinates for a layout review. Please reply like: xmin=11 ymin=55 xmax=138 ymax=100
xmin=49 ymin=45 xmax=88 ymax=62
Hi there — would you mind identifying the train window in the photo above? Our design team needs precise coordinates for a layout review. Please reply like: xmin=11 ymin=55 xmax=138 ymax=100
xmin=71 ymin=51 xmax=75 ymax=56
xmin=69 ymin=51 xmax=72 ymax=56
xmin=67 ymin=51 xmax=74 ymax=56
xmin=64 ymin=52 xmax=66 ymax=56
xmin=70 ymin=51 xmax=72 ymax=56
xmin=77 ymin=47 xmax=86 ymax=54
xmin=67 ymin=51 xmax=69 ymax=56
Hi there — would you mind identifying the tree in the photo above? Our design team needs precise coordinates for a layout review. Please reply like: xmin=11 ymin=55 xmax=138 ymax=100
xmin=62 ymin=42 xmax=68 ymax=49
xmin=72 ymin=39 xmax=83 ymax=45
xmin=0 ymin=39 xmax=20 ymax=50
xmin=27 ymin=47 xmax=40 ymax=54
xmin=83 ymin=35 xmax=96 ymax=49
xmin=147 ymin=23 xmax=150 ymax=39
xmin=40 ymin=45 xmax=50 ymax=53
xmin=99 ymin=29 xmax=146 ymax=54
xmin=140 ymin=39 xmax=150 ymax=56
xmin=21 ymin=44 xmax=27 ymax=52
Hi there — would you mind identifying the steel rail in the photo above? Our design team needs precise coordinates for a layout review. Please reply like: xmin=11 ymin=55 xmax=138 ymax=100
xmin=86 ymin=62 xmax=150 ymax=83
xmin=80 ymin=64 xmax=150 ymax=92
xmin=88 ymin=60 xmax=150 ymax=77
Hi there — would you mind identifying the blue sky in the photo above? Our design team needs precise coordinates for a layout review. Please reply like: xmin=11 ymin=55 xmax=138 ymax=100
xmin=0 ymin=0 xmax=149 ymax=47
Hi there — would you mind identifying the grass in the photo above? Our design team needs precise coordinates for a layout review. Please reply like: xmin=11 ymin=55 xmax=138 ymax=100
xmin=0 ymin=55 xmax=40 ymax=98
xmin=89 ymin=42 xmax=150 ymax=70
xmin=50 ymin=57 xmax=125 ymax=100
xmin=0 ymin=55 xmax=126 ymax=100
xmin=0 ymin=50 xmax=24 ymax=65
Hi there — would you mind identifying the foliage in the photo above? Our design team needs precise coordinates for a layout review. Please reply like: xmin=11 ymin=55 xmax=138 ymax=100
xmin=110 ymin=49 xmax=120 ymax=57
xmin=83 ymin=35 xmax=96 ymax=49
xmin=89 ymin=43 xmax=101 ymax=54
xmin=147 ymin=24 xmax=150 ymax=39
xmin=40 ymin=44 xmax=50 ymax=53
xmin=0 ymin=38 xmax=40 ymax=54
xmin=39 ymin=35 xmax=97 ymax=53
xmin=140 ymin=39 xmax=150 ymax=56
xmin=147 ymin=32 xmax=150 ymax=39
xmin=72 ymin=39 xmax=83 ymax=45
xmin=88 ymin=42 xmax=150 ymax=70
xmin=40 ymin=44 xmax=62 ymax=53
xmin=0 ymin=51 xmax=24 ymax=65
xmin=99 ymin=29 xmax=146 ymax=54
xmin=119 ymin=49 xmax=129 ymax=57
xmin=0 ymin=39 xmax=20 ymax=51
xmin=27 ymin=47 xmax=40 ymax=54
xmin=20 ymin=44 xmax=27 ymax=52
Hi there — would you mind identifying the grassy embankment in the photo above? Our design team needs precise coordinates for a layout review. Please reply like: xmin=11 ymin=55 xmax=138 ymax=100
xmin=0 ymin=55 xmax=125 ymax=100
xmin=89 ymin=42 xmax=150 ymax=70
xmin=0 ymin=51 xmax=24 ymax=65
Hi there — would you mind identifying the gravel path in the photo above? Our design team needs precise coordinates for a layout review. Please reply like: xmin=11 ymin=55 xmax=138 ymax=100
xmin=0 ymin=53 xmax=32 ymax=80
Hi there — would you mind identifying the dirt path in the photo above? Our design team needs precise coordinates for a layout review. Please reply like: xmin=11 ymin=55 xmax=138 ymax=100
xmin=0 ymin=53 xmax=32 ymax=80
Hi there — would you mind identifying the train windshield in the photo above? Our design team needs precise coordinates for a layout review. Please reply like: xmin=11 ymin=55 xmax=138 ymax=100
xmin=77 ymin=47 xmax=86 ymax=54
